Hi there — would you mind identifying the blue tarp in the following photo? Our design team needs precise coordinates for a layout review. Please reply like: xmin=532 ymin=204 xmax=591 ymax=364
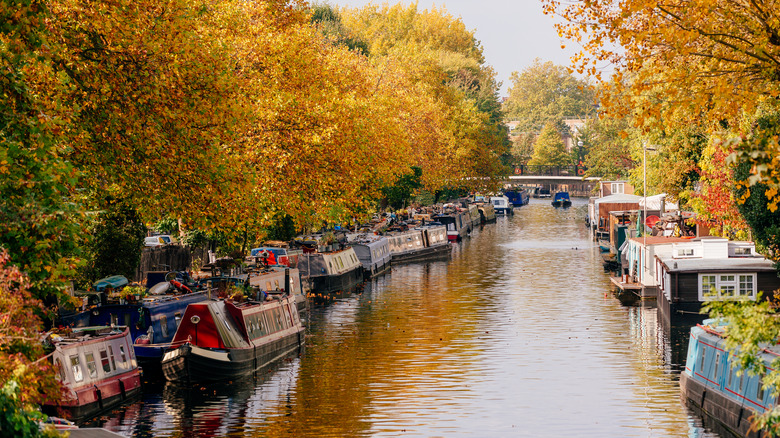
xmin=93 ymin=275 xmax=129 ymax=292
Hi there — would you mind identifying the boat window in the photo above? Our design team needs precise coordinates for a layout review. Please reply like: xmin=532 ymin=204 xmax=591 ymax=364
xmin=99 ymin=349 xmax=111 ymax=374
xmin=84 ymin=352 xmax=98 ymax=378
xmin=740 ymin=373 xmax=746 ymax=392
xmin=758 ymin=373 xmax=766 ymax=401
xmin=54 ymin=358 xmax=65 ymax=381
xmin=70 ymin=355 xmax=83 ymax=382
xmin=111 ymin=313 xmax=118 ymax=326
xmin=258 ymin=314 xmax=268 ymax=337
xmin=266 ymin=281 xmax=272 ymax=291
xmin=728 ymin=365 xmax=734 ymax=388
xmin=274 ymin=280 xmax=280 ymax=290
xmin=698 ymin=347 xmax=706 ymax=372
xmin=713 ymin=352 xmax=720 ymax=380
xmin=264 ymin=310 xmax=279 ymax=332
xmin=174 ymin=312 xmax=182 ymax=328
xmin=108 ymin=346 xmax=117 ymax=371
xmin=119 ymin=345 xmax=127 ymax=368
xmin=160 ymin=315 xmax=169 ymax=338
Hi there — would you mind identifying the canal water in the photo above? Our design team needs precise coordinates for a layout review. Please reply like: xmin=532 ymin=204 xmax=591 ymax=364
xmin=88 ymin=198 xmax=725 ymax=437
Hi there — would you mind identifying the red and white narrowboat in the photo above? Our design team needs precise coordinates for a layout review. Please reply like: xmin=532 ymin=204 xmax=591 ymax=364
xmin=44 ymin=326 xmax=142 ymax=421
xmin=161 ymin=295 xmax=304 ymax=383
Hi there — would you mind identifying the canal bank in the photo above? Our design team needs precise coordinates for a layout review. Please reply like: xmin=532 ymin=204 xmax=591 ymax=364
xmin=86 ymin=198 xmax=722 ymax=437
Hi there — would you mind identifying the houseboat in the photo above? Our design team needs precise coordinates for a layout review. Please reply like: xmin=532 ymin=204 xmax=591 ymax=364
xmin=588 ymin=193 xmax=641 ymax=240
xmin=681 ymin=319 xmax=777 ymax=437
xmin=433 ymin=211 xmax=469 ymax=241
xmin=490 ymin=195 xmax=513 ymax=215
xmin=467 ymin=205 xmax=481 ymax=228
xmin=504 ymin=187 xmax=530 ymax=207
xmin=161 ymin=295 xmax=304 ymax=383
xmin=654 ymin=238 xmax=780 ymax=328
xmin=44 ymin=326 xmax=142 ymax=421
xmin=347 ymin=234 xmax=391 ymax=277
xmin=296 ymin=247 xmax=363 ymax=294
xmin=477 ymin=203 xmax=496 ymax=223
xmin=551 ymin=192 xmax=572 ymax=208
xmin=387 ymin=224 xmax=451 ymax=264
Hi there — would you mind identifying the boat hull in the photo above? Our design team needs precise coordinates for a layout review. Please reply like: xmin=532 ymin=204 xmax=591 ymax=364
xmin=391 ymin=244 xmax=451 ymax=264
xmin=48 ymin=370 xmax=142 ymax=422
xmin=307 ymin=266 xmax=363 ymax=294
xmin=680 ymin=371 xmax=760 ymax=438
xmin=162 ymin=330 xmax=304 ymax=383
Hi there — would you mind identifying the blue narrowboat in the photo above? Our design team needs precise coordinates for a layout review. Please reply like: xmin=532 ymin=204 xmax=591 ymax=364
xmin=551 ymin=192 xmax=572 ymax=208
xmin=87 ymin=286 xmax=211 ymax=373
xmin=503 ymin=187 xmax=530 ymax=207
xmin=681 ymin=319 xmax=778 ymax=437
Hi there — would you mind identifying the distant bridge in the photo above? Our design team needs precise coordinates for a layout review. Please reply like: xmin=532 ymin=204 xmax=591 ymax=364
xmin=499 ymin=165 xmax=601 ymax=197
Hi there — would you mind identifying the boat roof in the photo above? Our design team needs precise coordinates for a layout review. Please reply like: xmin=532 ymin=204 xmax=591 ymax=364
xmin=594 ymin=194 xmax=642 ymax=206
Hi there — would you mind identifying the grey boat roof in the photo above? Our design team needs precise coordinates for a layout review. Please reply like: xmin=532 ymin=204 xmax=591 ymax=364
xmin=658 ymin=256 xmax=776 ymax=273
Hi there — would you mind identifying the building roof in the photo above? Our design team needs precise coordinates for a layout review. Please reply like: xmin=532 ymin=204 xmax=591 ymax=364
xmin=658 ymin=256 xmax=776 ymax=273
xmin=594 ymin=194 xmax=642 ymax=208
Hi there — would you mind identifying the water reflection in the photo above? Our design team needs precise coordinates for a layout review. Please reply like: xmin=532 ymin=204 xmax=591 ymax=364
xmin=90 ymin=198 xmax=727 ymax=437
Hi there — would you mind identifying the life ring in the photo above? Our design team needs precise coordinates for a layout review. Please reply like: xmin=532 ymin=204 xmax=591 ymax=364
xmin=170 ymin=280 xmax=192 ymax=294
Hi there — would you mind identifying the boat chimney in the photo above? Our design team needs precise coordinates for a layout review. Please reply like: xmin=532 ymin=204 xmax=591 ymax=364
xmin=284 ymin=268 xmax=290 ymax=296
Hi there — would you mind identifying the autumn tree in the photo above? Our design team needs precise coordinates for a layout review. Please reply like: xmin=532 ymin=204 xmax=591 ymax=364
xmin=528 ymin=121 xmax=570 ymax=167
xmin=339 ymin=3 xmax=510 ymax=194
xmin=1 ymin=0 xmax=84 ymax=300
xmin=504 ymin=59 xmax=594 ymax=133
xmin=578 ymin=115 xmax=634 ymax=180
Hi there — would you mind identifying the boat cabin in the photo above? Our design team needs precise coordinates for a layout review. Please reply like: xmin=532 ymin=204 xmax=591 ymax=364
xmin=45 ymin=326 xmax=142 ymax=421
xmin=654 ymin=237 xmax=780 ymax=327
xmin=348 ymin=234 xmax=391 ymax=277
xmin=490 ymin=196 xmax=513 ymax=215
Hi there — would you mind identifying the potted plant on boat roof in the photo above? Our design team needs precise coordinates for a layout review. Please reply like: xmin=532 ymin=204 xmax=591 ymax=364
xmin=319 ymin=232 xmax=337 ymax=251
xmin=119 ymin=284 xmax=147 ymax=303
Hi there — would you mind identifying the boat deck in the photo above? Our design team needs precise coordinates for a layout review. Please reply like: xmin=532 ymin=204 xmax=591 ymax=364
xmin=609 ymin=276 xmax=641 ymax=291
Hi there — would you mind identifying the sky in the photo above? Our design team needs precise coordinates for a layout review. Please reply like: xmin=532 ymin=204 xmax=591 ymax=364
xmin=327 ymin=0 xmax=580 ymax=96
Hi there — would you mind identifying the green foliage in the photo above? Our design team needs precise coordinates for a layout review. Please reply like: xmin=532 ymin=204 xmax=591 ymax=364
xmin=0 ymin=380 xmax=57 ymax=438
xmin=265 ymin=213 xmax=297 ymax=242
xmin=504 ymin=59 xmax=594 ymax=133
xmin=510 ymin=132 xmax=536 ymax=164
xmin=734 ymin=160 xmax=780 ymax=260
xmin=528 ymin=121 xmax=571 ymax=167
xmin=153 ymin=217 xmax=179 ymax=235
xmin=79 ymin=197 xmax=146 ymax=286
xmin=579 ymin=116 xmax=634 ymax=179
xmin=703 ymin=296 xmax=780 ymax=435
xmin=382 ymin=166 xmax=423 ymax=210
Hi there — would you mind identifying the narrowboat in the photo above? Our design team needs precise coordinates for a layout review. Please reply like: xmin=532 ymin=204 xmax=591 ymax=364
xmin=681 ymin=320 xmax=777 ymax=437
xmin=551 ymin=192 xmax=572 ymax=208
xmin=467 ymin=205 xmax=482 ymax=228
xmin=432 ymin=211 xmax=469 ymax=241
xmin=44 ymin=326 xmax=142 ymax=422
xmin=83 ymin=284 xmax=210 ymax=373
xmin=490 ymin=195 xmax=513 ymax=215
xmin=348 ymin=234 xmax=391 ymax=277
xmin=161 ymin=295 xmax=305 ymax=383
xmin=387 ymin=224 xmax=451 ymax=264
xmin=296 ymin=247 xmax=364 ymax=294
xmin=477 ymin=203 xmax=497 ymax=223
xmin=504 ymin=187 xmax=530 ymax=207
